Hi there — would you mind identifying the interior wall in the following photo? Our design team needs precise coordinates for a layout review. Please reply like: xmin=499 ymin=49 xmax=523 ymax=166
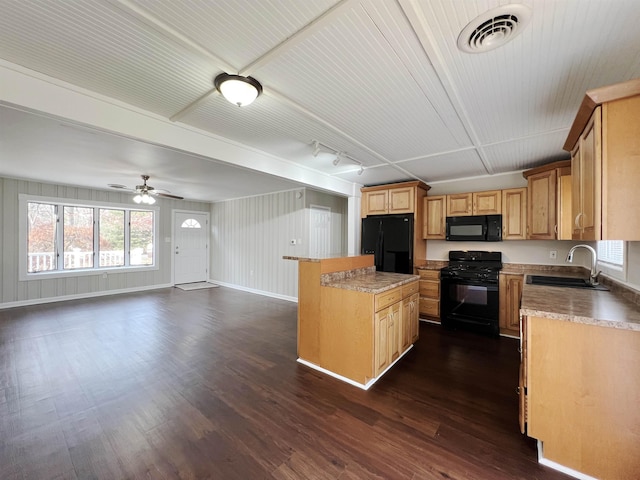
xmin=210 ymin=188 xmax=347 ymax=300
xmin=0 ymin=176 xmax=209 ymax=306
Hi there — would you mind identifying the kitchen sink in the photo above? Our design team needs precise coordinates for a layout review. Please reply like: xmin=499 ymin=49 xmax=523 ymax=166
xmin=526 ymin=275 xmax=609 ymax=290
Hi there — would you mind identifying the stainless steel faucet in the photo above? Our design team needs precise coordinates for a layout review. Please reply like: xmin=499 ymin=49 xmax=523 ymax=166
xmin=566 ymin=244 xmax=600 ymax=286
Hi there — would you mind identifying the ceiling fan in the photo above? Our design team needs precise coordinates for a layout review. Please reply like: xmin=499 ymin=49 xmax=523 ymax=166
xmin=108 ymin=175 xmax=184 ymax=204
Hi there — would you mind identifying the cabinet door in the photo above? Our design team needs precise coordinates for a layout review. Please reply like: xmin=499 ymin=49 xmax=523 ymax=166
xmin=527 ymin=169 xmax=557 ymax=239
xmin=577 ymin=109 xmax=600 ymax=240
xmin=519 ymin=315 xmax=528 ymax=434
xmin=502 ymin=188 xmax=527 ymax=240
xmin=571 ymin=143 xmax=582 ymax=239
xmin=401 ymin=298 xmax=412 ymax=353
xmin=423 ymin=196 xmax=446 ymax=239
xmin=447 ymin=193 xmax=473 ymax=216
xmin=374 ymin=308 xmax=390 ymax=376
xmin=499 ymin=274 xmax=523 ymax=336
xmin=409 ymin=293 xmax=419 ymax=343
xmin=388 ymin=302 xmax=401 ymax=363
xmin=473 ymin=190 xmax=501 ymax=215
xmin=363 ymin=190 xmax=389 ymax=216
xmin=388 ymin=187 xmax=414 ymax=214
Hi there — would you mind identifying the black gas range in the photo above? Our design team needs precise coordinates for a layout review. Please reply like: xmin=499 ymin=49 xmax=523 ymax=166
xmin=440 ymin=251 xmax=503 ymax=337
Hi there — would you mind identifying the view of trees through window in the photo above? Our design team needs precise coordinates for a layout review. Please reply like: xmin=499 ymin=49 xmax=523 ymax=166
xmin=26 ymin=201 xmax=155 ymax=274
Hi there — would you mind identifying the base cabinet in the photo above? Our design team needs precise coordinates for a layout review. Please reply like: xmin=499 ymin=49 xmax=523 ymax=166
xmin=418 ymin=269 xmax=440 ymax=321
xmin=499 ymin=273 xmax=523 ymax=337
xmin=520 ymin=316 xmax=640 ymax=479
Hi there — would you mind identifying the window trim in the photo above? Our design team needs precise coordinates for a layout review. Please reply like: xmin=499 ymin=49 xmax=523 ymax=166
xmin=19 ymin=194 xmax=159 ymax=281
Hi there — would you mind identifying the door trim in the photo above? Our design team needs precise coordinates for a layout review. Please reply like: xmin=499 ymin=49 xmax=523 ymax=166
xmin=171 ymin=209 xmax=210 ymax=285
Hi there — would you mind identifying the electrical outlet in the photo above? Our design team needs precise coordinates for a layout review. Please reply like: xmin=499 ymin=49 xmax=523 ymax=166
xmin=549 ymin=250 xmax=557 ymax=259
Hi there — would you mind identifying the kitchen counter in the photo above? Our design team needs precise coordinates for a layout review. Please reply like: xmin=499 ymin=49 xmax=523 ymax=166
xmin=322 ymin=271 xmax=419 ymax=294
xmin=519 ymin=271 xmax=640 ymax=331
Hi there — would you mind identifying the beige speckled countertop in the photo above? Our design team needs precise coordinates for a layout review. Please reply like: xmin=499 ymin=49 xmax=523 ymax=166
xmin=520 ymin=273 xmax=640 ymax=332
xmin=322 ymin=271 xmax=419 ymax=295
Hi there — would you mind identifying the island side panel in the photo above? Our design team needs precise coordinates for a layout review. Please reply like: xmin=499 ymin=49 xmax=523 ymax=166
xmin=318 ymin=286 xmax=375 ymax=385
xmin=298 ymin=261 xmax=322 ymax=365
xmin=527 ymin=316 xmax=640 ymax=480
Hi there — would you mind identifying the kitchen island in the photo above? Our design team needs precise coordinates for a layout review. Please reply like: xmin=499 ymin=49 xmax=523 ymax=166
xmin=519 ymin=280 xmax=640 ymax=480
xmin=285 ymin=255 xmax=419 ymax=389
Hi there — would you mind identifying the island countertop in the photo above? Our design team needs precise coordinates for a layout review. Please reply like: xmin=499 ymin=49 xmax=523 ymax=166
xmin=322 ymin=271 xmax=419 ymax=295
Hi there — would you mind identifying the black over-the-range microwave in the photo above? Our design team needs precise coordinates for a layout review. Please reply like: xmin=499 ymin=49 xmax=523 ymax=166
xmin=445 ymin=214 xmax=502 ymax=242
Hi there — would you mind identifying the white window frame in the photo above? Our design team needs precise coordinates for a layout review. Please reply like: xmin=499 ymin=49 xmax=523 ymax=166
xmin=19 ymin=194 xmax=159 ymax=281
xmin=596 ymin=240 xmax=627 ymax=281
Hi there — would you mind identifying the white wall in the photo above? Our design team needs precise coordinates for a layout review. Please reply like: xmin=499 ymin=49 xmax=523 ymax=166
xmin=425 ymin=239 xmax=589 ymax=265
xmin=209 ymin=188 xmax=347 ymax=300
xmin=0 ymin=176 xmax=210 ymax=306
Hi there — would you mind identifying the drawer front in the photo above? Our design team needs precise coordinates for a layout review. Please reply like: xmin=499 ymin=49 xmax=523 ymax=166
xmin=402 ymin=281 xmax=419 ymax=297
xmin=419 ymin=297 xmax=439 ymax=317
xmin=419 ymin=279 xmax=440 ymax=298
xmin=418 ymin=269 xmax=440 ymax=280
xmin=375 ymin=286 xmax=402 ymax=312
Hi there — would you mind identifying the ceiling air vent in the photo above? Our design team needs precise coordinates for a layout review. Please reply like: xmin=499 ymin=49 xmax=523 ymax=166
xmin=457 ymin=4 xmax=532 ymax=53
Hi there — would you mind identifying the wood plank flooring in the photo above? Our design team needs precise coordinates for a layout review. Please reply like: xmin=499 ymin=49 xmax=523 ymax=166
xmin=0 ymin=287 xmax=570 ymax=479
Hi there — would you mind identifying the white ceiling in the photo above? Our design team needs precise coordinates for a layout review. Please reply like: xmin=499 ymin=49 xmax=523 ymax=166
xmin=1 ymin=0 xmax=639 ymax=202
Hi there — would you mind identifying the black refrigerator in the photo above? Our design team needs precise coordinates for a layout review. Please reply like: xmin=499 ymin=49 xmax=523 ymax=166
xmin=361 ymin=214 xmax=413 ymax=274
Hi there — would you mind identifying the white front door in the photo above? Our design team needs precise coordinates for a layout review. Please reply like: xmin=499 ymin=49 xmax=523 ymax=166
xmin=173 ymin=211 xmax=209 ymax=284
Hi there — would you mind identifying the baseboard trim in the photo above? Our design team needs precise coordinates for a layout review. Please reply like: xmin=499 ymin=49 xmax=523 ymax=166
xmin=537 ymin=441 xmax=598 ymax=480
xmin=297 ymin=345 xmax=414 ymax=391
xmin=208 ymin=280 xmax=298 ymax=303
xmin=0 ymin=283 xmax=173 ymax=310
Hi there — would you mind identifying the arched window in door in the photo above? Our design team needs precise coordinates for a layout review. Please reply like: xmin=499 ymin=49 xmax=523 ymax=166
xmin=180 ymin=218 xmax=202 ymax=229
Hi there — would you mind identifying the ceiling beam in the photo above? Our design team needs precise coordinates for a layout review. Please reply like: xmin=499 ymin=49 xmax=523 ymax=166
xmin=397 ymin=0 xmax=494 ymax=175
xmin=0 ymin=61 xmax=358 ymax=198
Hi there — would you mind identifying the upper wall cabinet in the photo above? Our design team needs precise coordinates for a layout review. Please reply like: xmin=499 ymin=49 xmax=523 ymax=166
xmin=564 ymin=78 xmax=640 ymax=240
xmin=361 ymin=181 xmax=430 ymax=217
xmin=502 ymin=188 xmax=527 ymax=240
xmin=522 ymin=160 xmax=572 ymax=240
xmin=423 ymin=195 xmax=446 ymax=239
xmin=446 ymin=190 xmax=501 ymax=217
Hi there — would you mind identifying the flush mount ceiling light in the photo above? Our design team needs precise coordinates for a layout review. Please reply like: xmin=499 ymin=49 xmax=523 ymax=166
xmin=214 ymin=73 xmax=263 ymax=107
xmin=457 ymin=4 xmax=532 ymax=53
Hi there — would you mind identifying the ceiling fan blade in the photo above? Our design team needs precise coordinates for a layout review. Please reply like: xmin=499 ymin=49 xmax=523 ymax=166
xmin=108 ymin=183 xmax=130 ymax=190
xmin=154 ymin=192 xmax=184 ymax=200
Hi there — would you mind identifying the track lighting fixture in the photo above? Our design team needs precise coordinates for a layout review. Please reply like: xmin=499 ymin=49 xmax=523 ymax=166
xmin=311 ymin=140 xmax=365 ymax=175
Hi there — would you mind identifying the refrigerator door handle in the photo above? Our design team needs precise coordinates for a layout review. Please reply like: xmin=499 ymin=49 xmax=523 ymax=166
xmin=376 ymin=226 xmax=384 ymax=269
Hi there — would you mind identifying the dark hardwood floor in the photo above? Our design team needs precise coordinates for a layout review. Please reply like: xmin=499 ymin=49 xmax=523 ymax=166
xmin=0 ymin=287 xmax=570 ymax=480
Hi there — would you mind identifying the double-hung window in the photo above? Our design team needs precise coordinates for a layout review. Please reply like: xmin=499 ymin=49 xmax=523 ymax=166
xmin=20 ymin=195 xmax=158 ymax=279
xmin=596 ymin=240 xmax=626 ymax=281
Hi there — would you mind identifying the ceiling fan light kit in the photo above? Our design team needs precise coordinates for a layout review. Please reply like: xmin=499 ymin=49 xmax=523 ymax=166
xmin=108 ymin=175 xmax=184 ymax=202
xmin=214 ymin=73 xmax=263 ymax=107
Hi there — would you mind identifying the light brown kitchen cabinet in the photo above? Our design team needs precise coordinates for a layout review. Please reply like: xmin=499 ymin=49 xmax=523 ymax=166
xmin=418 ymin=269 xmax=440 ymax=321
xmin=361 ymin=181 xmax=429 ymax=217
xmin=521 ymin=315 xmax=640 ymax=479
xmin=401 ymin=291 xmax=419 ymax=352
xmin=447 ymin=190 xmax=501 ymax=216
xmin=473 ymin=190 xmax=502 ymax=215
xmin=447 ymin=192 xmax=473 ymax=216
xmin=296 ymin=256 xmax=420 ymax=388
xmin=501 ymin=188 xmax=527 ymax=240
xmin=498 ymin=273 xmax=522 ymax=337
xmin=564 ymin=78 xmax=640 ymax=240
xmin=423 ymin=195 xmax=446 ymax=239
xmin=522 ymin=160 xmax=571 ymax=240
